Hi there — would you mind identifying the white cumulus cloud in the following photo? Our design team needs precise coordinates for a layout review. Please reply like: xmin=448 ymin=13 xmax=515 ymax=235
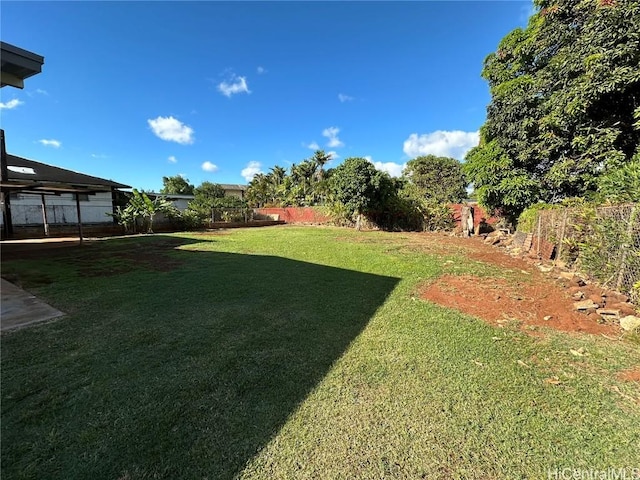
xmin=39 ymin=139 xmax=61 ymax=148
xmin=403 ymin=130 xmax=479 ymax=160
xmin=338 ymin=93 xmax=354 ymax=103
xmin=322 ymin=126 xmax=344 ymax=148
xmin=326 ymin=151 xmax=340 ymax=160
xmin=201 ymin=161 xmax=219 ymax=172
xmin=0 ymin=99 xmax=24 ymax=110
xmin=218 ymin=75 xmax=251 ymax=97
xmin=241 ymin=161 xmax=263 ymax=181
xmin=257 ymin=66 xmax=266 ymax=74
xmin=306 ymin=141 xmax=320 ymax=150
xmin=168 ymin=155 xmax=177 ymax=164
xmin=148 ymin=116 xmax=194 ymax=145
xmin=365 ymin=156 xmax=405 ymax=177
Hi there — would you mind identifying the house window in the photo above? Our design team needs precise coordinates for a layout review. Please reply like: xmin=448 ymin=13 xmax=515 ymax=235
xmin=77 ymin=193 xmax=89 ymax=202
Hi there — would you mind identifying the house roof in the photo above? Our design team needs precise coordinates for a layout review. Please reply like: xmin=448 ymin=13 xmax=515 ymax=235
xmin=147 ymin=192 xmax=194 ymax=200
xmin=1 ymin=42 xmax=45 ymax=89
xmin=1 ymin=154 xmax=130 ymax=194
xmin=219 ymin=184 xmax=247 ymax=191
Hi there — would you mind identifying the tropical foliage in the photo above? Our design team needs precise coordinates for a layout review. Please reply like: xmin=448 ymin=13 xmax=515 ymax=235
xmin=109 ymin=189 xmax=177 ymax=233
xmin=465 ymin=0 xmax=640 ymax=220
xmin=246 ymin=150 xmax=333 ymax=207
xmin=160 ymin=175 xmax=195 ymax=195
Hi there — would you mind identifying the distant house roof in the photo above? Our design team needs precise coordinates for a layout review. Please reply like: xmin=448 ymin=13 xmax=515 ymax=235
xmin=220 ymin=184 xmax=247 ymax=191
xmin=147 ymin=192 xmax=194 ymax=200
xmin=1 ymin=42 xmax=45 ymax=89
xmin=1 ymin=154 xmax=130 ymax=194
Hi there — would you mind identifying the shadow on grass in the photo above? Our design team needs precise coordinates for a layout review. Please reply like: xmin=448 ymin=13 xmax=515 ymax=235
xmin=1 ymin=234 xmax=399 ymax=479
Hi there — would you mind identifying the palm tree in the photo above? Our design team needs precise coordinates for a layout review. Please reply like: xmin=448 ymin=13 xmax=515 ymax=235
xmin=311 ymin=150 xmax=331 ymax=182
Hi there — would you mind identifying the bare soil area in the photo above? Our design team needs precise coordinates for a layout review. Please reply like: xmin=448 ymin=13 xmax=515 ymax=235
xmin=418 ymin=235 xmax=634 ymax=336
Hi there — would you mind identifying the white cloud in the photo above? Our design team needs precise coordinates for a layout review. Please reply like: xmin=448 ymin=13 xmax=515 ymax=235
xmin=201 ymin=161 xmax=219 ymax=172
xmin=168 ymin=155 xmax=177 ymax=164
xmin=148 ymin=116 xmax=194 ymax=144
xmin=0 ymin=99 xmax=24 ymax=110
xmin=322 ymin=126 xmax=344 ymax=148
xmin=241 ymin=161 xmax=263 ymax=181
xmin=403 ymin=130 xmax=479 ymax=160
xmin=91 ymin=153 xmax=108 ymax=159
xmin=257 ymin=66 xmax=266 ymax=74
xmin=218 ymin=75 xmax=251 ymax=97
xmin=306 ymin=141 xmax=320 ymax=150
xmin=38 ymin=139 xmax=61 ymax=148
xmin=326 ymin=151 xmax=340 ymax=160
xmin=338 ymin=93 xmax=354 ymax=103
xmin=36 ymin=88 xmax=49 ymax=95
xmin=366 ymin=156 xmax=405 ymax=177
xmin=179 ymin=173 xmax=188 ymax=179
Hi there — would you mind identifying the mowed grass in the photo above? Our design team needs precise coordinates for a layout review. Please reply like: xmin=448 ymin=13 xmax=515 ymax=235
xmin=1 ymin=226 xmax=639 ymax=479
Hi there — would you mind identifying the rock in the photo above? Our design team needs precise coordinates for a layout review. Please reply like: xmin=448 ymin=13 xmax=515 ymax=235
xmin=620 ymin=315 xmax=640 ymax=332
xmin=607 ymin=302 xmax=637 ymax=317
xmin=596 ymin=308 xmax=620 ymax=317
xmin=572 ymin=291 xmax=585 ymax=301
xmin=559 ymin=271 xmax=575 ymax=280
xmin=574 ymin=299 xmax=599 ymax=311
xmin=543 ymin=315 xmax=552 ymax=321
xmin=484 ymin=231 xmax=505 ymax=245
xmin=538 ymin=264 xmax=554 ymax=273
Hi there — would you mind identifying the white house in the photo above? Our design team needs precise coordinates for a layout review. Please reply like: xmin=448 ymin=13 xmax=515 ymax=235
xmin=1 ymin=154 xmax=130 ymax=237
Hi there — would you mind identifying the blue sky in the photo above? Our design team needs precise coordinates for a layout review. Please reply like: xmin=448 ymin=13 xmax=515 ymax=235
xmin=1 ymin=1 xmax=533 ymax=191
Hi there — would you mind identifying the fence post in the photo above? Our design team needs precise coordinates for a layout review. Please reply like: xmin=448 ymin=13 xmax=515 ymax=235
xmin=555 ymin=209 xmax=568 ymax=266
xmin=536 ymin=213 xmax=542 ymax=257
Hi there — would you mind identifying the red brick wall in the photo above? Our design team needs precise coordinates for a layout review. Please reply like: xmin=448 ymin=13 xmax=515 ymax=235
xmin=255 ymin=207 xmax=331 ymax=224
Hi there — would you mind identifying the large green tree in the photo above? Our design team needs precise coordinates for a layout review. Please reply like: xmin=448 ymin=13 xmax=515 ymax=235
xmin=189 ymin=181 xmax=227 ymax=216
xmin=330 ymin=157 xmax=394 ymax=229
xmin=160 ymin=175 xmax=195 ymax=195
xmin=465 ymin=0 xmax=640 ymax=220
xmin=403 ymin=155 xmax=467 ymax=203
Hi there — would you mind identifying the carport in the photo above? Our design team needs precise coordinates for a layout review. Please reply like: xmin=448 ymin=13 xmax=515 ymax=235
xmin=1 ymin=41 xmax=129 ymax=242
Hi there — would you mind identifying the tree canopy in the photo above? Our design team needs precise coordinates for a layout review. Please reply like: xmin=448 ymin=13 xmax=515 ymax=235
xmin=189 ymin=181 xmax=227 ymax=216
xmin=329 ymin=157 xmax=394 ymax=219
xmin=160 ymin=175 xmax=194 ymax=195
xmin=403 ymin=155 xmax=467 ymax=203
xmin=464 ymin=0 xmax=640 ymax=219
xmin=245 ymin=150 xmax=333 ymax=207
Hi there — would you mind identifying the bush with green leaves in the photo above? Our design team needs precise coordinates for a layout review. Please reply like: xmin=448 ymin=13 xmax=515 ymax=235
xmin=108 ymin=189 xmax=177 ymax=234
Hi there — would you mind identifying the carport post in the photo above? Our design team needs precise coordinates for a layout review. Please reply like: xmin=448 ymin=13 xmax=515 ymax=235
xmin=40 ymin=194 xmax=50 ymax=236
xmin=75 ymin=193 xmax=83 ymax=245
xmin=1 ymin=129 xmax=14 ymax=238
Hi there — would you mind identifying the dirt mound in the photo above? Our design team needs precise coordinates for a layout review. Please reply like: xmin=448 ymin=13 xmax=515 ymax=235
xmin=421 ymin=274 xmax=615 ymax=335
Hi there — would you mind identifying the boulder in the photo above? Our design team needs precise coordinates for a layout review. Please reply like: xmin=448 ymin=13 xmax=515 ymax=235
xmin=620 ymin=315 xmax=640 ymax=332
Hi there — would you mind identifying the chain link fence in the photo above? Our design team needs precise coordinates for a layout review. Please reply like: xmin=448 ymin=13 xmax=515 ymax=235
xmin=209 ymin=207 xmax=255 ymax=224
xmin=531 ymin=204 xmax=639 ymax=300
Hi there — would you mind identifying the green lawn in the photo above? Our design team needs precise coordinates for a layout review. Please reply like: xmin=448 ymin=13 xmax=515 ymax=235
xmin=2 ymin=226 xmax=639 ymax=479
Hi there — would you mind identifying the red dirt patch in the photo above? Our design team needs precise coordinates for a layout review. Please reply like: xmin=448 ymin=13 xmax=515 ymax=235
xmin=618 ymin=368 xmax=640 ymax=383
xmin=421 ymin=274 xmax=615 ymax=335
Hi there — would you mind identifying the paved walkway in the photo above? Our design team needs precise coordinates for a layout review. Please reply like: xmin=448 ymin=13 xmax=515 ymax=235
xmin=1 ymin=279 xmax=64 ymax=332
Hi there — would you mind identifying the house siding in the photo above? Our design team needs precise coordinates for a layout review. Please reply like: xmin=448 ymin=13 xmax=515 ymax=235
xmin=1 ymin=191 xmax=114 ymax=226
